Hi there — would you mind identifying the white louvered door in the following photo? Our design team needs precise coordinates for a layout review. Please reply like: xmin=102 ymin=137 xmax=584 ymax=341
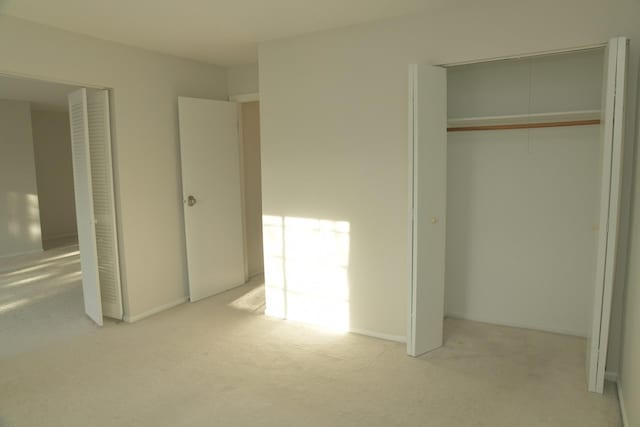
xmin=68 ymin=88 xmax=103 ymax=325
xmin=86 ymin=89 xmax=123 ymax=319
xmin=68 ymin=88 xmax=123 ymax=325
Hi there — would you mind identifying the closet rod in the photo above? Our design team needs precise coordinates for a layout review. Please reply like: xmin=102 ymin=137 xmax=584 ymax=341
xmin=447 ymin=119 xmax=600 ymax=132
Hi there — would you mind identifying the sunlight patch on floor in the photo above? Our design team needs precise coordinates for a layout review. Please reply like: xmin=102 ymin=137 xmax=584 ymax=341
xmin=0 ymin=246 xmax=81 ymax=315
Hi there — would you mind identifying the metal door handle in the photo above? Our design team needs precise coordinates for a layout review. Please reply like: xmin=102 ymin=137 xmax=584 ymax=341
xmin=187 ymin=195 xmax=197 ymax=207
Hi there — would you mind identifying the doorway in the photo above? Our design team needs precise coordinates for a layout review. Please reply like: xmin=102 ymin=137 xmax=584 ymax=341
xmin=239 ymin=100 xmax=265 ymax=280
xmin=0 ymin=74 xmax=123 ymax=334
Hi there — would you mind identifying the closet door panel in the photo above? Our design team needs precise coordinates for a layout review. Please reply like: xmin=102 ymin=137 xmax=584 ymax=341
xmin=587 ymin=36 xmax=628 ymax=394
xmin=86 ymin=89 xmax=123 ymax=320
xmin=408 ymin=64 xmax=447 ymax=357
xmin=68 ymin=88 xmax=103 ymax=326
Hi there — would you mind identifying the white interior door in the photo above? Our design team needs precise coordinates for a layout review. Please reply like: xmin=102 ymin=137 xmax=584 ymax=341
xmin=407 ymin=64 xmax=447 ymax=357
xmin=587 ymin=37 xmax=628 ymax=393
xmin=85 ymin=89 xmax=123 ymax=320
xmin=178 ymin=97 xmax=246 ymax=302
xmin=68 ymin=88 xmax=102 ymax=325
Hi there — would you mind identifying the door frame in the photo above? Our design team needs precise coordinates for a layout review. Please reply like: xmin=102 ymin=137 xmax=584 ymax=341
xmin=229 ymin=92 xmax=262 ymax=281
xmin=437 ymin=42 xmax=607 ymax=68
xmin=0 ymin=70 xmax=125 ymax=322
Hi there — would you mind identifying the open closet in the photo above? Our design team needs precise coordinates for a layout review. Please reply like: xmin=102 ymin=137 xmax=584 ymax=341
xmin=446 ymin=49 xmax=604 ymax=337
xmin=408 ymin=37 xmax=628 ymax=394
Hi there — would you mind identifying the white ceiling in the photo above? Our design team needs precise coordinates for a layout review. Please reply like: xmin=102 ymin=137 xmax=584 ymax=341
xmin=0 ymin=0 xmax=446 ymax=66
xmin=0 ymin=75 xmax=78 ymax=112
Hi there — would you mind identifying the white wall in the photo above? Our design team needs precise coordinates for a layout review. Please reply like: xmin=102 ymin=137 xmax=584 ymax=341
xmin=31 ymin=109 xmax=77 ymax=248
xmin=620 ymin=155 xmax=640 ymax=426
xmin=227 ymin=64 xmax=259 ymax=97
xmin=0 ymin=99 xmax=41 ymax=257
xmin=0 ymin=15 xmax=228 ymax=319
xmin=447 ymin=127 xmax=601 ymax=336
xmin=241 ymin=101 xmax=264 ymax=277
xmin=445 ymin=51 xmax=603 ymax=336
xmin=448 ymin=50 xmax=604 ymax=118
xmin=258 ymin=0 xmax=639 ymax=379
xmin=619 ymin=49 xmax=640 ymax=423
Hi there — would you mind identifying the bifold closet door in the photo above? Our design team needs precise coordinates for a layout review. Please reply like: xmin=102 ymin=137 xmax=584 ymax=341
xmin=407 ymin=64 xmax=447 ymax=357
xmin=69 ymin=88 xmax=103 ymax=326
xmin=85 ymin=89 xmax=124 ymax=320
xmin=178 ymin=97 xmax=246 ymax=302
xmin=68 ymin=88 xmax=123 ymax=325
xmin=587 ymin=37 xmax=628 ymax=394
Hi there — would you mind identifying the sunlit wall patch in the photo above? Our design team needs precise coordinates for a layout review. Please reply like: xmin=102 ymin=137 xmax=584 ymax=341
xmin=263 ymin=215 xmax=350 ymax=333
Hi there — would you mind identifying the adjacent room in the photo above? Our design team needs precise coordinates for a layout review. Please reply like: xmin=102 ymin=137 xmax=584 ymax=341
xmin=1 ymin=1 xmax=640 ymax=426
xmin=0 ymin=76 xmax=93 ymax=355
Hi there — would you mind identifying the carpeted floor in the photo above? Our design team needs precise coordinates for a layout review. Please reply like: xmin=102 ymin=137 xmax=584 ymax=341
xmin=0 ymin=248 xmax=622 ymax=427
xmin=0 ymin=245 xmax=95 ymax=359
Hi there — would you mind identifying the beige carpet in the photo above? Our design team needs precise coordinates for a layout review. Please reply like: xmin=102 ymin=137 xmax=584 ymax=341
xmin=0 ymin=245 xmax=97 ymax=359
xmin=0 ymin=252 xmax=621 ymax=427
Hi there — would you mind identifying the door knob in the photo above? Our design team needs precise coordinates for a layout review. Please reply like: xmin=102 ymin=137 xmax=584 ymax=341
xmin=187 ymin=195 xmax=197 ymax=207
xmin=431 ymin=216 xmax=439 ymax=224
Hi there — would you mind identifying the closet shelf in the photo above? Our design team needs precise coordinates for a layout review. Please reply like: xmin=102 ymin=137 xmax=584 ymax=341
xmin=447 ymin=110 xmax=601 ymax=132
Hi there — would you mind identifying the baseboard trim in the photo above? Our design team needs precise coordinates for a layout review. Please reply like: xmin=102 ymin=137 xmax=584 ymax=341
xmin=189 ymin=279 xmax=248 ymax=302
xmin=43 ymin=232 xmax=78 ymax=241
xmin=123 ymin=296 xmax=188 ymax=323
xmin=605 ymin=371 xmax=618 ymax=383
xmin=248 ymin=271 xmax=264 ymax=280
xmin=350 ymin=328 xmax=406 ymax=343
xmin=617 ymin=381 xmax=628 ymax=427
xmin=445 ymin=313 xmax=586 ymax=337
xmin=0 ymin=247 xmax=43 ymax=260
xmin=43 ymin=235 xmax=79 ymax=250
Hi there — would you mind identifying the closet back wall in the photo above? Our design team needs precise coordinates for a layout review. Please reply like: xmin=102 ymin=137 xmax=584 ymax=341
xmin=445 ymin=50 xmax=604 ymax=336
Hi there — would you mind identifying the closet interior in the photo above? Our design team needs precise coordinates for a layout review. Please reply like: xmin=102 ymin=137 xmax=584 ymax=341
xmin=444 ymin=48 xmax=605 ymax=337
